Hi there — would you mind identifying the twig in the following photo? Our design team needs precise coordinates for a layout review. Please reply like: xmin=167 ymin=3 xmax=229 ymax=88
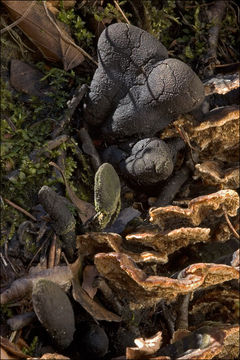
xmin=43 ymin=1 xmax=98 ymax=66
xmin=176 ymin=293 xmax=191 ymax=330
xmin=78 ymin=127 xmax=102 ymax=171
xmin=48 ymin=233 xmax=57 ymax=268
xmin=30 ymin=134 xmax=69 ymax=161
xmin=114 ymin=0 xmax=130 ymax=24
xmin=223 ymin=206 xmax=240 ymax=239
xmin=5 ymin=117 xmax=17 ymax=132
xmin=175 ymin=125 xmax=198 ymax=165
xmin=55 ymin=242 xmax=62 ymax=266
xmin=0 ymin=1 xmax=36 ymax=35
xmin=51 ymin=84 xmax=88 ymax=138
xmin=154 ymin=167 xmax=190 ymax=207
xmin=0 ymin=252 xmax=8 ymax=267
xmin=4 ymin=198 xmax=37 ymax=222
xmin=4 ymin=242 xmax=18 ymax=274
xmin=62 ymin=251 xmax=69 ymax=265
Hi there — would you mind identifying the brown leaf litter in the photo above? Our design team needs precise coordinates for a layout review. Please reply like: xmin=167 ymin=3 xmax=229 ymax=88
xmin=2 ymin=0 xmax=85 ymax=70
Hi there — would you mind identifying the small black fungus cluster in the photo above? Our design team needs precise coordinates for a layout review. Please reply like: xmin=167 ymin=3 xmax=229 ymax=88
xmin=84 ymin=23 xmax=205 ymax=185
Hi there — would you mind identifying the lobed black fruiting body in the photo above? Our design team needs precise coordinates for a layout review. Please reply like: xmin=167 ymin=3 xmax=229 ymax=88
xmin=85 ymin=23 xmax=205 ymax=185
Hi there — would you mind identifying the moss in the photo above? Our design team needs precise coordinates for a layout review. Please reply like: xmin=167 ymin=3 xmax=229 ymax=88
xmin=1 ymin=61 xmax=91 ymax=242
xmin=57 ymin=6 xmax=95 ymax=51
xmin=93 ymin=0 xmax=132 ymax=23
xmin=22 ymin=336 xmax=39 ymax=357
xmin=143 ymin=0 xmax=180 ymax=46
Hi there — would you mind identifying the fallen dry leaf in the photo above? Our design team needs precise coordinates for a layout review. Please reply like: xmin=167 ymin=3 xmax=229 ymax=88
xmin=94 ymin=252 xmax=239 ymax=308
xmin=126 ymin=331 xmax=162 ymax=360
xmin=2 ymin=0 xmax=84 ymax=70
xmin=149 ymin=189 xmax=239 ymax=229
xmin=70 ymin=257 xmax=121 ymax=322
xmin=171 ymin=329 xmax=192 ymax=344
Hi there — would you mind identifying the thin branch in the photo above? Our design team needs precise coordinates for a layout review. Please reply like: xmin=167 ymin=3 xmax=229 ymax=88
xmin=0 ymin=1 xmax=36 ymax=35
xmin=0 ymin=252 xmax=8 ymax=267
xmin=4 ymin=198 xmax=37 ymax=222
xmin=114 ymin=0 xmax=130 ymax=24
xmin=223 ymin=206 xmax=240 ymax=239
xmin=48 ymin=233 xmax=57 ymax=268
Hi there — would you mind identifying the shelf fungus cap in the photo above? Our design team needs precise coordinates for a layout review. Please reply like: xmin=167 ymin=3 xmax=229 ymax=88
xmin=85 ymin=23 xmax=205 ymax=139
xmin=32 ymin=279 xmax=75 ymax=349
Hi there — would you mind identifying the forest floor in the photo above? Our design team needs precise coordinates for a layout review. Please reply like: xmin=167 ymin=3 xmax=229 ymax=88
xmin=0 ymin=1 xmax=239 ymax=359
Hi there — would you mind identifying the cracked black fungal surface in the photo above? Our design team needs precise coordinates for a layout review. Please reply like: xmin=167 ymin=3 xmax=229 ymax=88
xmin=85 ymin=23 xmax=204 ymax=185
